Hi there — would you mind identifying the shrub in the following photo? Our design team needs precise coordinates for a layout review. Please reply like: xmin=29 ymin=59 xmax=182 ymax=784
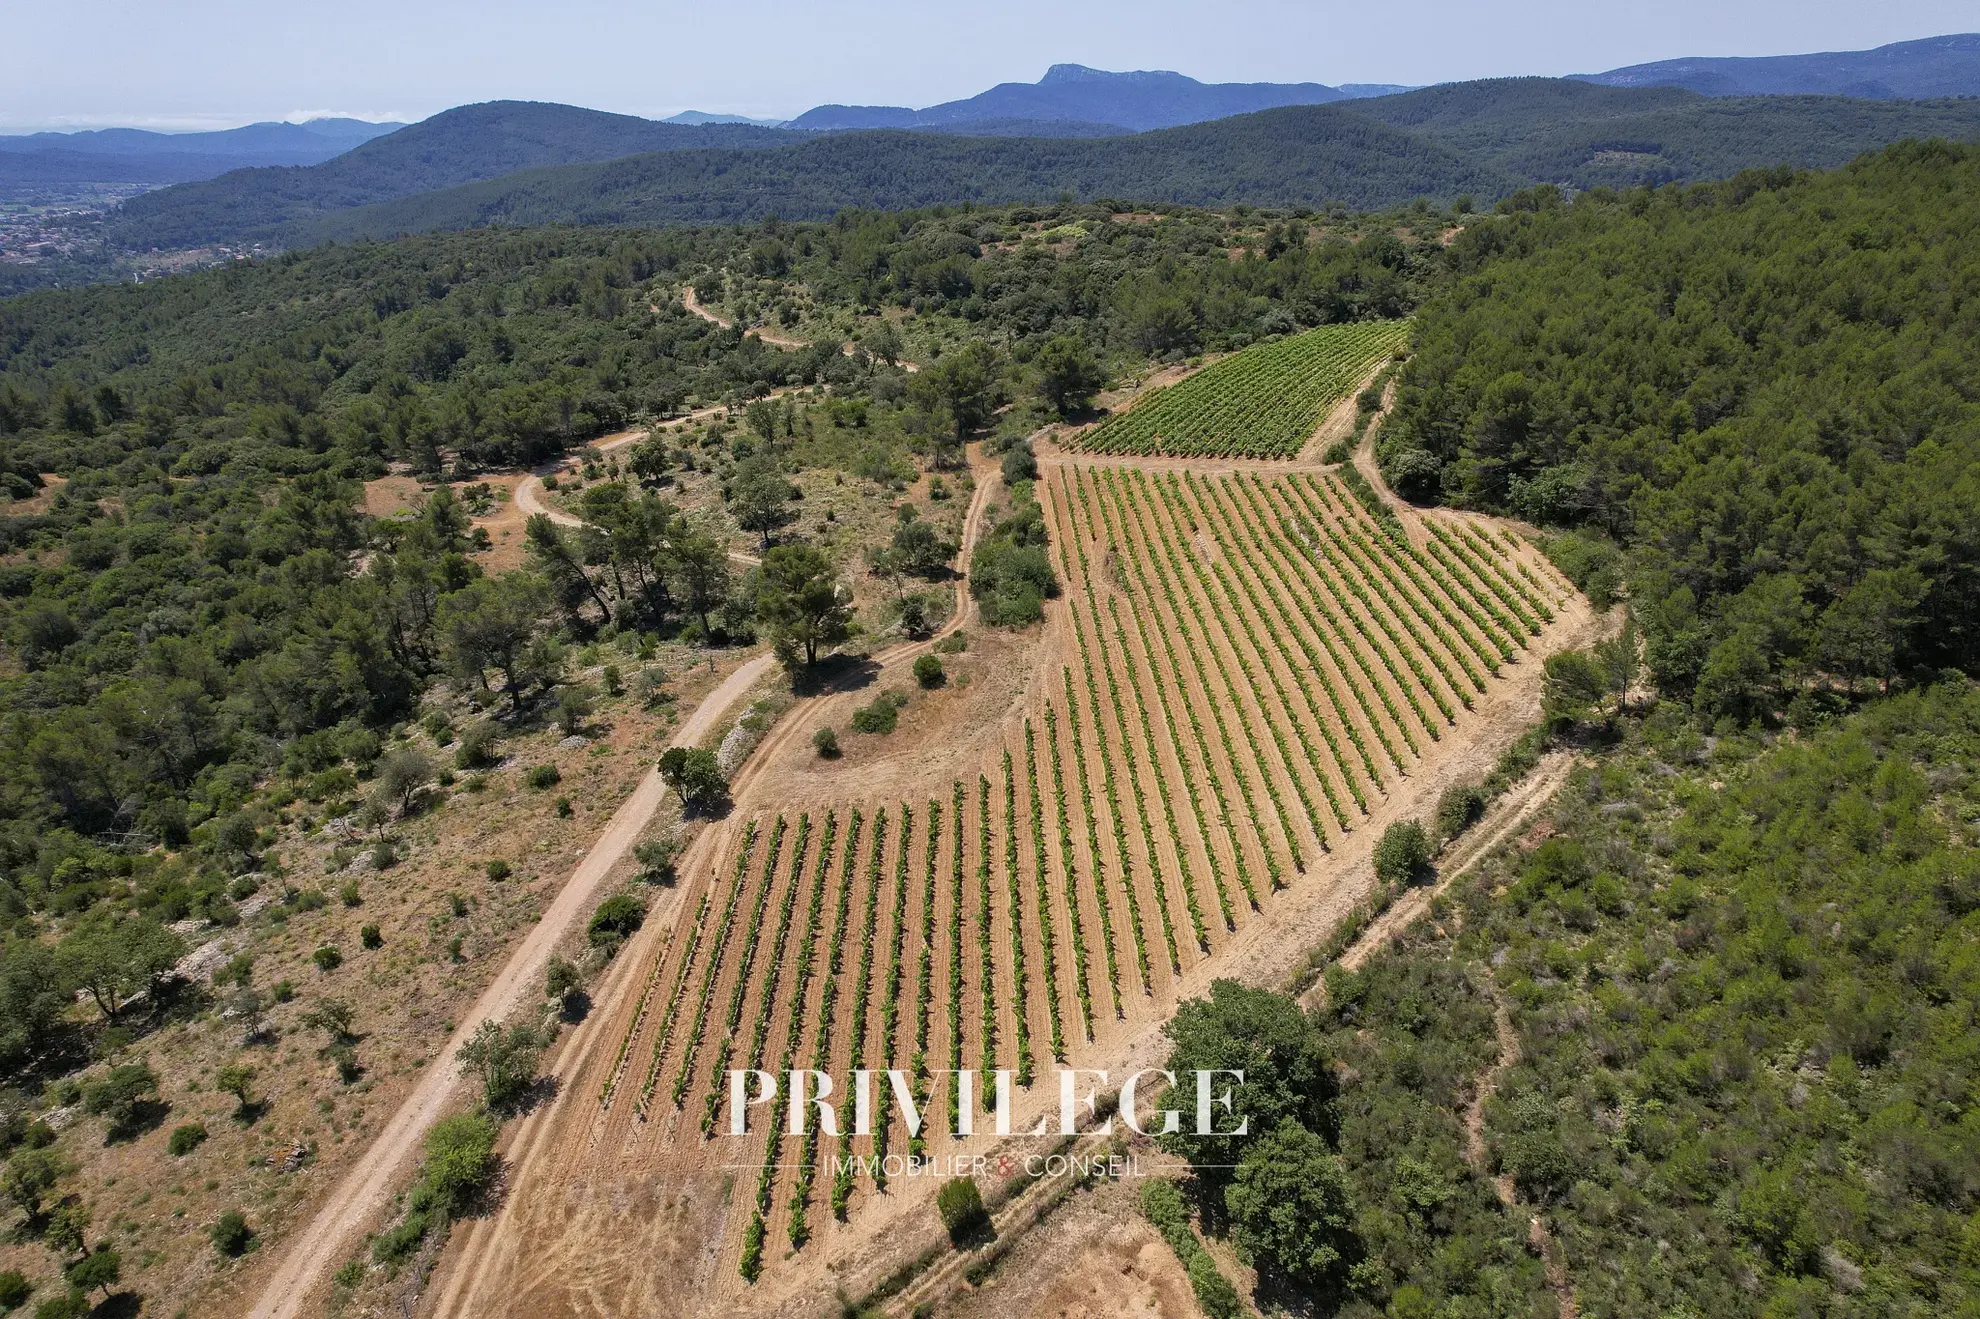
xmin=360 ymin=923 xmax=382 ymax=949
xmin=1435 ymin=784 xmax=1487 ymax=842
xmin=588 ymin=893 xmax=645 ymax=953
xmin=312 ymin=945 xmax=343 ymax=973
xmin=555 ymin=796 xmax=573 ymax=818
xmin=82 ymin=1063 xmax=159 ymax=1139
xmin=936 ymin=1175 xmax=988 ymax=1243
xmin=632 ymin=839 xmax=678 ymax=884
xmin=424 ymin=1110 xmax=499 ymax=1209
xmin=0 ymin=1271 xmax=28 ymax=1310
xmin=167 ymin=1122 xmax=208 ymax=1156
xmin=454 ymin=720 xmax=500 ymax=769
xmin=912 ymin=654 xmax=945 ymax=688
xmin=338 ymin=880 xmax=361 ymax=907
xmin=484 ymin=858 xmax=512 ymax=881
xmin=657 ymin=746 xmax=727 ymax=811
xmin=545 ymin=955 xmax=582 ymax=1003
xmin=210 ymin=1210 xmax=254 ymax=1256
xmin=812 ymin=726 xmax=841 ymax=758
xmin=526 ymin=764 xmax=561 ymax=790
xmin=933 ymin=630 xmax=968 ymax=654
xmin=456 ymin=1020 xmax=546 ymax=1110
xmin=851 ymin=691 xmax=907 ymax=734
xmin=1373 ymin=819 xmax=1432 ymax=886
xmin=329 ymin=1043 xmax=363 ymax=1083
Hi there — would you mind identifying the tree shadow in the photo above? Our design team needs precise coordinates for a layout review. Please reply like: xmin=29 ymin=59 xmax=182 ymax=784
xmin=558 ymin=992 xmax=592 ymax=1026
xmin=233 ymin=1099 xmax=271 ymax=1127
xmin=791 ymin=653 xmax=880 ymax=698
xmin=91 ymin=1292 xmax=145 ymax=1319
xmin=104 ymin=1100 xmax=171 ymax=1145
xmin=501 ymin=1074 xmax=562 ymax=1119
xmin=947 ymin=1216 xmax=997 ymax=1251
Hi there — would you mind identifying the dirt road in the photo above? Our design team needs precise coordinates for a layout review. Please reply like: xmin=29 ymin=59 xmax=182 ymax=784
xmin=680 ymin=284 xmax=919 ymax=370
xmin=244 ymin=650 xmax=777 ymax=1319
xmin=512 ymin=427 xmax=761 ymax=567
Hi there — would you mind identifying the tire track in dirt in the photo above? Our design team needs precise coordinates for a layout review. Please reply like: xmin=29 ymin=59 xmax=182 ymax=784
xmin=428 ymin=453 xmax=1000 ymax=1317
xmin=429 ymin=435 xmax=1605 ymax=1318
xmin=245 ymin=649 xmax=777 ymax=1319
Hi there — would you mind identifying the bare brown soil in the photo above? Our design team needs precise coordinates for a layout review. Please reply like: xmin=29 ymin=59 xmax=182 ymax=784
xmin=401 ymin=415 xmax=1597 ymax=1318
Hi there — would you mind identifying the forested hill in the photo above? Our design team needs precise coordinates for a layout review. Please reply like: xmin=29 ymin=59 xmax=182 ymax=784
xmin=100 ymin=80 xmax=1980 ymax=253
xmin=1381 ymin=139 xmax=1980 ymax=720
xmin=104 ymin=102 xmax=798 ymax=250
xmin=294 ymin=107 xmax=1503 ymax=242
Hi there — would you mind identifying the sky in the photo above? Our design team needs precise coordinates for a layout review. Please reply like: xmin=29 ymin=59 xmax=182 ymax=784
xmin=4 ymin=0 xmax=1978 ymax=132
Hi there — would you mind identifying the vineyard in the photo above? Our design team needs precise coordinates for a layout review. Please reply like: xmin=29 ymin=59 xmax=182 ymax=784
xmin=1066 ymin=320 xmax=1411 ymax=458
xmin=580 ymin=462 xmax=1582 ymax=1281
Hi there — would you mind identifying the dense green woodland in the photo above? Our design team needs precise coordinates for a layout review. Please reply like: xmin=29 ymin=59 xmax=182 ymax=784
xmin=1163 ymin=683 xmax=1980 ymax=1317
xmin=0 ymin=201 xmax=1421 ymax=1081
xmin=1385 ymin=140 xmax=1980 ymax=720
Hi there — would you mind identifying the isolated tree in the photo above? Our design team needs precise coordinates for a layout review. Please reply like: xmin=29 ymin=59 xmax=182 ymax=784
xmin=67 ymin=1246 xmax=121 ymax=1300
xmin=56 ymin=915 xmax=185 ymax=1023
xmin=215 ymin=1063 xmax=258 ymax=1118
xmin=726 ymin=456 xmax=796 ymax=548
xmin=657 ymin=746 xmax=727 ymax=812
xmin=555 ymin=684 xmax=595 ymax=735
xmin=628 ymin=436 xmax=670 ymax=484
xmin=299 ymin=997 xmax=356 ymax=1045
xmin=889 ymin=511 xmax=955 ymax=578
xmin=1225 ymin=1121 xmax=1358 ymax=1294
xmin=45 ymin=1199 xmax=90 ymax=1261
xmin=665 ymin=525 xmax=733 ymax=635
xmin=1035 ymin=335 xmax=1106 ymax=415
xmin=439 ymin=573 xmax=553 ymax=712
xmin=1542 ymin=648 xmax=1610 ymax=726
xmin=756 ymin=545 xmax=853 ymax=668
xmin=457 ymin=1018 xmax=546 ymax=1110
xmin=1 ymin=1146 xmax=73 ymax=1222
xmin=82 ymin=1063 xmax=160 ymax=1140
xmin=228 ymin=988 xmax=265 ymax=1044
xmin=545 ymin=955 xmax=583 ymax=1005
xmin=374 ymin=747 xmax=435 ymax=816
xmin=912 ymin=341 xmax=1001 ymax=465
xmin=1156 ymin=979 xmax=1331 ymax=1181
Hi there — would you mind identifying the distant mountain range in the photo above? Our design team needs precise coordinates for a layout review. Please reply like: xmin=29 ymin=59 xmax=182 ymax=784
xmin=786 ymin=63 xmax=1414 ymax=134
xmin=14 ymin=32 xmax=1980 ymax=272
xmin=1577 ymin=32 xmax=1980 ymax=99
xmin=0 ymin=118 xmax=403 ymax=187
xmin=101 ymin=78 xmax=1980 ymax=255
xmin=104 ymin=103 xmax=794 ymax=249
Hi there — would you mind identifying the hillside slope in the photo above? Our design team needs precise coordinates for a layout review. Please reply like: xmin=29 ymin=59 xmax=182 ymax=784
xmin=104 ymin=102 xmax=799 ymax=249
xmin=1581 ymin=31 xmax=1980 ymax=98
xmin=1384 ymin=138 xmax=1980 ymax=707
xmin=790 ymin=62 xmax=1350 ymax=132
xmin=293 ymin=82 xmax=1980 ymax=245
xmin=293 ymin=106 xmax=1506 ymax=241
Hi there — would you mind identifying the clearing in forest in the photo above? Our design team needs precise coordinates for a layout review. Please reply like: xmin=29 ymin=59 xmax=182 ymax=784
xmin=543 ymin=462 xmax=1582 ymax=1295
xmin=1065 ymin=320 xmax=1411 ymax=458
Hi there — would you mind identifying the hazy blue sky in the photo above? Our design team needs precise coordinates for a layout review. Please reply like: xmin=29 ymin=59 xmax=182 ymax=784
xmin=5 ymin=0 xmax=1977 ymax=131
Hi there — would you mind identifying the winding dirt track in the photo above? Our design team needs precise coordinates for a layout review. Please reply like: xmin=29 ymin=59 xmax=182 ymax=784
xmin=248 ymin=454 xmax=996 ymax=1319
xmin=681 ymin=285 xmax=919 ymax=370
xmin=513 ymin=426 xmax=760 ymax=568
xmin=244 ymin=651 xmax=777 ymax=1319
